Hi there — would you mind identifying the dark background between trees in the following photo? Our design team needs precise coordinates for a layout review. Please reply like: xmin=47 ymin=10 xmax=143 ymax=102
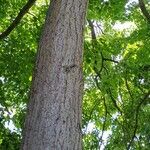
xmin=0 ymin=0 xmax=150 ymax=149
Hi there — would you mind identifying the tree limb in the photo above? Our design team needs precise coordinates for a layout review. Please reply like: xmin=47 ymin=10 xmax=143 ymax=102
xmin=99 ymin=97 xmax=108 ymax=150
xmin=127 ymin=90 xmax=150 ymax=150
xmin=138 ymin=0 xmax=150 ymax=23
xmin=0 ymin=0 xmax=36 ymax=40
xmin=107 ymin=88 xmax=123 ymax=115
xmin=87 ymin=19 xmax=96 ymax=40
xmin=103 ymin=58 xmax=119 ymax=63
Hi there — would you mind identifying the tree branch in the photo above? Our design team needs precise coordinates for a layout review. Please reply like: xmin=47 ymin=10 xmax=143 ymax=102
xmin=138 ymin=0 xmax=150 ymax=23
xmin=107 ymin=88 xmax=123 ymax=115
xmin=87 ymin=19 xmax=96 ymax=40
xmin=124 ymin=77 xmax=133 ymax=100
xmin=99 ymin=97 xmax=108 ymax=150
xmin=103 ymin=58 xmax=119 ymax=63
xmin=0 ymin=0 xmax=36 ymax=40
xmin=127 ymin=90 xmax=150 ymax=150
xmin=88 ymin=19 xmax=104 ymax=74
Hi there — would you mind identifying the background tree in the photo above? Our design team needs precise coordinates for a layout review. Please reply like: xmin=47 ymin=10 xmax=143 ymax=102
xmin=0 ymin=0 xmax=150 ymax=149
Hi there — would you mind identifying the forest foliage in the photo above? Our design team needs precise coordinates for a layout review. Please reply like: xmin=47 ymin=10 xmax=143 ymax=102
xmin=0 ymin=0 xmax=150 ymax=149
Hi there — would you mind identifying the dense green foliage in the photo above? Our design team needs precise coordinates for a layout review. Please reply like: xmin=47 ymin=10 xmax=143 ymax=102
xmin=0 ymin=0 xmax=150 ymax=149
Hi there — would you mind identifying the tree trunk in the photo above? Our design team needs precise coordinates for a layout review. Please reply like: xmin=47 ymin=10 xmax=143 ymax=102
xmin=21 ymin=0 xmax=88 ymax=149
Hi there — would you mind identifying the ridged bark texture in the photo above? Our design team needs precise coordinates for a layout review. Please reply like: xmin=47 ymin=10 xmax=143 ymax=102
xmin=21 ymin=0 xmax=88 ymax=150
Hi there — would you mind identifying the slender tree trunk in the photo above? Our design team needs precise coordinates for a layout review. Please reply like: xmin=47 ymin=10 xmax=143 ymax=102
xmin=21 ymin=0 xmax=88 ymax=149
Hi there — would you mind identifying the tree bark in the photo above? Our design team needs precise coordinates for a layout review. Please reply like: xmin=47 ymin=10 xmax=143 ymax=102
xmin=21 ymin=0 xmax=88 ymax=149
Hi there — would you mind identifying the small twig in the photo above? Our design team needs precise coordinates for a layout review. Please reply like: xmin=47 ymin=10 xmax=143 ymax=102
xmin=27 ymin=12 xmax=37 ymax=18
xmin=95 ymin=22 xmax=104 ymax=34
xmin=103 ymin=58 xmax=119 ymax=64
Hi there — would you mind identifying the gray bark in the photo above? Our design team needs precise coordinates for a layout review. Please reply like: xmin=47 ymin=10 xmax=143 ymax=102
xmin=21 ymin=0 xmax=88 ymax=150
